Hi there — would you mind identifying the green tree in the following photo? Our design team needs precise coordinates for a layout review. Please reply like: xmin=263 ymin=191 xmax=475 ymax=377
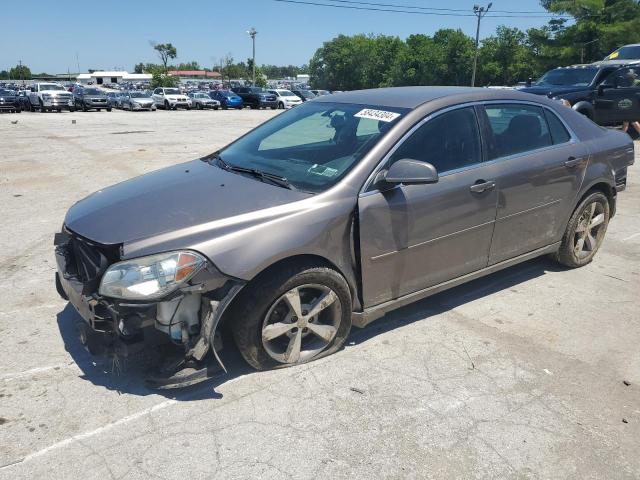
xmin=175 ymin=61 xmax=200 ymax=70
xmin=0 ymin=70 xmax=9 ymax=80
xmin=153 ymin=43 xmax=177 ymax=72
xmin=8 ymin=64 xmax=32 ymax=80
xmin=150 ymin=72 xmax=178 ymax=88
xmin=133 ymin=62 xmax=145 ymax=74
xmin=385 ymin=34 xmax=441 ymax=86
xmin=477 ymin=26 xmax=535 ymax=86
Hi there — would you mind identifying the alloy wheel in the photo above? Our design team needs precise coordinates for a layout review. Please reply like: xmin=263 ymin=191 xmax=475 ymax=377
xmin=261 ymin=284 xmax=341 ymax=364
xmin=573 ymin=201 xmax=606 ymax=259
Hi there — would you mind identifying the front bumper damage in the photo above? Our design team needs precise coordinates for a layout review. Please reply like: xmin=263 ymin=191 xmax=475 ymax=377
xmin=54 ymin=227 xmax=245 ymax=388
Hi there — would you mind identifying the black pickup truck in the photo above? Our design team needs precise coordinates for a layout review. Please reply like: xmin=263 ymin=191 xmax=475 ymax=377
xmin=519 ymin=61 xmax=640 ymax=126
xmin=231 ymin=87 xmax=278 ymax=109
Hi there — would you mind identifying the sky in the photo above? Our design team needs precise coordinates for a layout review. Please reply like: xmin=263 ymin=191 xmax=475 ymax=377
xmin=1 ymin=0 xmax=562 ymax=74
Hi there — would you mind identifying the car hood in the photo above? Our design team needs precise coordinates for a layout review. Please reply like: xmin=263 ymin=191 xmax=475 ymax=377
xmin=84 ymin=95 xmax=107 ymax=100
xmin=518 ymin=85 xmax=589 ymax=97
xmin=164 ymin=94 xmax=186 ymax=100
xmin=64 ymin=159 xmax=311 ymax=249
xmin=132 ymin=97 xmax=153 ymax=103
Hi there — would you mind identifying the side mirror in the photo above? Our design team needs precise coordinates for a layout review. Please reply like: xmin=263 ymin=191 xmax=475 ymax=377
xmin=376 ymin=159 xmax=439 ymax=187
xmin=598 ymin=83 xmax=614 ymax=95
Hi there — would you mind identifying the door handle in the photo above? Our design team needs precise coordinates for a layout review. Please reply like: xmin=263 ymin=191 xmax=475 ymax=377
xmin=564 ymin=156 xmax=585 ymax=168
xmin=469 ymin=180 xmax=496 ymax=193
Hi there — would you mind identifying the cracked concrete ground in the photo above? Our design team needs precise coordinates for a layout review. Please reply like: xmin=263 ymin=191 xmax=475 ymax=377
xmin=0 ymin=109 xmax=638 ymax=480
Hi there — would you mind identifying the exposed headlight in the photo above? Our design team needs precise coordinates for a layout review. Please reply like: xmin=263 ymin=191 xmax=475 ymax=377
xmin=552 ymin=97 xmax=572 ymax=107
xmin=98 ymin=251 xmax=206 ymax=300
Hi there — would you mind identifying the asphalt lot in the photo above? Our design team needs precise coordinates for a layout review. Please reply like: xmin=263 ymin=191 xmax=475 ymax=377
xmin=0 ymin=108 xmax=639 ymax=480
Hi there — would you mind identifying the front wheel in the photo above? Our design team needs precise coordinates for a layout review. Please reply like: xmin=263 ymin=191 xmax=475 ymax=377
xmin=231 ymin=266 xmax=352 ymax=370
xmin=107 ymin=107 xmax=112 ymax=112
xmin=554 ymin=191 xmax=610 ymax=268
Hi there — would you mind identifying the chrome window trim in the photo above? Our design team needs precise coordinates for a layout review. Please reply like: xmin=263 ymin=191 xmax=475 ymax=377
xmin=360 ymin=99 xmax=580 ymax=196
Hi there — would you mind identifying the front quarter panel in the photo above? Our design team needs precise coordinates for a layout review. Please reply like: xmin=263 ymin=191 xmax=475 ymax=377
xmin=123 ymin=190 xmax=360 ymax=295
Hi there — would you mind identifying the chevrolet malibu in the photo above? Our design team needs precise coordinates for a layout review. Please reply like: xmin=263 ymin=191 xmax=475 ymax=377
xmin=55 ymin=87 xmax=634 ymax=388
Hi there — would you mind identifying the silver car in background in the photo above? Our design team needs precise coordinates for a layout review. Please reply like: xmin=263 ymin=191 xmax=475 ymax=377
xmin=188 ymin=92 xmax=220 ymax=110
xmin=54 ymin=86 xmax=634 ymax=388
xmin=121 ymin=91 xmax=157 ymax=111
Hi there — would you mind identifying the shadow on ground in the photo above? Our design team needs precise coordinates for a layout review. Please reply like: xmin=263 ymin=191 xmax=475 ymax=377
xmin=57 ymin=256 xmax=563 ymax=400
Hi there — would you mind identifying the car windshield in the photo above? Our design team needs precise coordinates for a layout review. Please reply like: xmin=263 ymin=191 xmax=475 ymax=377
xmin=0 ymin=89 xmax=15 ymax=95
xmin=217 ymin=101 xmax=408 ymax=193
xmin=130 ymin=92 xmax=148 ymax=98
xmin=278 ymin=90 xmax=296 ymax=97
xmin=249 ymin=87 xmax=265 ymax=93
xmin=298 ymin=90 xmax=315 ymax=98
xmin=535 ymin=67 xmax=598 ymax=86
xmin=84 ymin=88 xmax=101 ymax=95
xmin=42 ymin=84 xmax=65 ymax=91
xmin=196 ymin=93 xmax=208 ymax=98
xmin=606 ymin=45 xmax=640 ymax=60
xmin=164 ymin=88 xmax=180 ymax=94
xmin=220 ymin=90 xmax=235 ymax=97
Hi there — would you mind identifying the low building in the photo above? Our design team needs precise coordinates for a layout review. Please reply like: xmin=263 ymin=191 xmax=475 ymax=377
xmin=76 ymin=71 xmax=152 ymax=85
xmin=168 ymin=70 xmax=222 ymax=80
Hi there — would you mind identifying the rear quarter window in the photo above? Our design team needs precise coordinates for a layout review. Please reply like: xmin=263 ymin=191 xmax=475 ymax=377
xmin=544 ymin=109 xmax=572 ymax=144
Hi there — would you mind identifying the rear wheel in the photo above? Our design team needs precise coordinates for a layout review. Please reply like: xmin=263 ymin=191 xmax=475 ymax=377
xmin=231 ymin=265 xmax=352 ymax=370
xmin=554 ymin=191 xmax=610 ymax=268
xmin=278 ymin=102 xmax=284 ymax=109
xmin=107 ymin=107 xmax=112 ymax=112
xmin=164 ymin=100 xmax=170 ymax=110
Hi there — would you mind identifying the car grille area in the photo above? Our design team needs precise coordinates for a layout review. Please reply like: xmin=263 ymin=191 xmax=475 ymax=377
xmin=54 ymin=228 xmax=120 ymax=295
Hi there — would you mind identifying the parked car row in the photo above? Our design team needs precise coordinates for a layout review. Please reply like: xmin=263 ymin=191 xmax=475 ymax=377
xmin=0 ymin=82 xmax=331 ymax=113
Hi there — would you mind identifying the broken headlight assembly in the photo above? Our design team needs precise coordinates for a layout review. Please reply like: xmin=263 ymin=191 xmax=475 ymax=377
xmin=98 ymin=251 xmax=206 ymax=300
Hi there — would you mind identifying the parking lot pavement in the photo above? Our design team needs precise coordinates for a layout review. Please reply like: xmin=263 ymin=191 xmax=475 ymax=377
xmin=0 ymin=109 xmax=638 ymax=479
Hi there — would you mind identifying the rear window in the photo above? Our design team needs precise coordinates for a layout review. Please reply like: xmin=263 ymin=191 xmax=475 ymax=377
xmin=483 ymin=104 xmax=552 ymax=159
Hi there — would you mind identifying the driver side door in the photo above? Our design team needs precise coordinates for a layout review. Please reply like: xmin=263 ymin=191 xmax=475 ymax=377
xmin=358 ymin=106 xmax=499 ymax=307
xmin=594 ymin=66 xmax=640 ymax=124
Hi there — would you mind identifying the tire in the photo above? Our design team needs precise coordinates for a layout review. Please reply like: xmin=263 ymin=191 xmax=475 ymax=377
xmin=271 ymin=105 xmax=278 ymax=110
xmin=278 ymin=102 xmax=284 ymax=109
xmin=39 ymin=100 xmax=46 ymax=113
xmin=107 ymin=108 xmax=112 ymax=112
xmin=553 ymin=191 xmax=610 ymax=268
xmin=29 ymin=103 xmax=35 ymax=112
xmin=231 ymin=265 xmax=352 ymax=371
xmin=214 ymin=106 xmax=219 ymax=110
xmin=164 ymin=100 xmax=170 ymax=110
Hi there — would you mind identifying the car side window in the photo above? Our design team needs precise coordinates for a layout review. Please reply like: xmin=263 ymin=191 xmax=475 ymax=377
xmin=482 ymin=104 xmax=552 ymax=160
xmin=386 ymin=106 xmax=481 ymax=174
xmin=543 ymin=109 xmax=571 ymax=145
xmin=604 ymin=67 xmax=640 ymax=88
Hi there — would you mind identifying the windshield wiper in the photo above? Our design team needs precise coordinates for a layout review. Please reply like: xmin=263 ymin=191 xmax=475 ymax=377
xmin=214 ymin=154 xmax=296 ymax=190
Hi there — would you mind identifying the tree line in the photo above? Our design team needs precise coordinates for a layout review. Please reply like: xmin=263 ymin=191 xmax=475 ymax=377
xmin=309 ymin=0 xmax=640 ymax=90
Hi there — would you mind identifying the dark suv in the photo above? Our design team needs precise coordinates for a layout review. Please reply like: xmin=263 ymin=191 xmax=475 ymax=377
xmin=73 ymin=87 xmax=111 ymax=112
xmin=231 ymin=86 xmax=278 ymax=109
xmin=520 ymin=62 xmax=640 ymax=126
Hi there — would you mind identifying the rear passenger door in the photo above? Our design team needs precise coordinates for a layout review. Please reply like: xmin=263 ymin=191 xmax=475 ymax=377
xmin=479 ymin=103 xmax=589 ymax=264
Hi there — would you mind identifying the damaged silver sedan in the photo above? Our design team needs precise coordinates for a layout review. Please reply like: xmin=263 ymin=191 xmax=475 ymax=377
xmin=55 ymin=86 xmax=634 ymax=388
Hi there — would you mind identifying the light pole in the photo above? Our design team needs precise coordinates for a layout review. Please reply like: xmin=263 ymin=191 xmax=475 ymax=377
xmin=247 ymin=27 xmax=257 ymax=85
xmin=580 ymin=38 xmax=599 ymax=63
xmin=471 ymin=3 xmax=492 ymax=87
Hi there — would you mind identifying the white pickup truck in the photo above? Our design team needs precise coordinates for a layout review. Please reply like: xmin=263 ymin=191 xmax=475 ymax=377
xmin=28 ymin=83 xmax=74 ymax=112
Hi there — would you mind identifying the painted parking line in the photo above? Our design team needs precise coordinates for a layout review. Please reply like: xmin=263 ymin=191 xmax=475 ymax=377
xmin=622 ymin=232 xmax=640 ymax=241
xmin=0 ymin=372 xmax=253 ymax=470
xmin=1 ymin=362 xmax=77 ymax=382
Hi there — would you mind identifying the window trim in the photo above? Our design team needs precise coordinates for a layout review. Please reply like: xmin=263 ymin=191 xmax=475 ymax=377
xmin=360 ymin=99 xmax=578 ymax=196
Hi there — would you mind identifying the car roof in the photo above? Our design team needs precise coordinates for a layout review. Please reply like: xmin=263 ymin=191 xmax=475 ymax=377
xmin=313 ymin=86 xmax=546 ymax=109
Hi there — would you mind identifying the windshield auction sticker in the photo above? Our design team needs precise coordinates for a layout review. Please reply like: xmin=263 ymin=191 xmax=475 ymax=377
xmin=354 ymin=109 xmax=401 ymax=122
